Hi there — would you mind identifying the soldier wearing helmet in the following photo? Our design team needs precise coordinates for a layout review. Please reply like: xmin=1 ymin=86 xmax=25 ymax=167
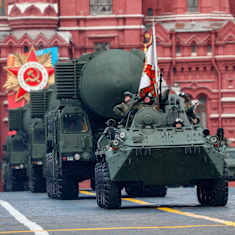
xmin=113 ymin=91 xmax=135 ymax=118
xmin=179 ymin=92 xmax=200 ymax=125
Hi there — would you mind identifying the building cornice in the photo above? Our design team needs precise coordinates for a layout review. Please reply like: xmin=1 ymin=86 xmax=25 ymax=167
xmin=0 ymin=27 xmax=10 ymax=31
xmin=60 ymin=14 xmax=144 ymax=19
xmin=210 ymin=114 xmax=235 ymax=118
xmin=221 ymin=97 xmax=235 ymax=102
xmin=145 ymin=13 xmax=234 ymax=22
xmin=59 ymin=25 xmax=144 ymax=31
xmin=8 ymin=16 xmax=58 ymax=21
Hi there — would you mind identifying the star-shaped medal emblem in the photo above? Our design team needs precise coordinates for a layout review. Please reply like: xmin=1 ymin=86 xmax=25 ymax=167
xmin=5 ymin=48 xmax=54 ymax=102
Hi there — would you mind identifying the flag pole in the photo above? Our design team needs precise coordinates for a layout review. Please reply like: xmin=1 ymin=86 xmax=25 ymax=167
xmin=151 ymin=18 xmax=159 ymax=102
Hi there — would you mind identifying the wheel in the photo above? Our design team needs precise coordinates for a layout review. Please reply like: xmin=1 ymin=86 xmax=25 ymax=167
xmin=46 ymin=179 xmax=53 ymax=198
xmin=56 ymin=170 xmax=78 ymax=200
xmin=197 ymin=179 xmax=228 ymax=206
xmin=95 ymin=162 xmax=121 ymax=209
xmin=6 ymin=168 xmax=27 ymax=191
xmin=29 ymin=166 xmax=46 ymax=193
xmin=2 ymin=163 xmax=9 ymax=192
xmin=46 ymin=153 xmax=56 ymax=198
xmin=102 ymin=162 xmax=121 ymax=209
xmin=95 ymin=163 xmax=104 ymax=208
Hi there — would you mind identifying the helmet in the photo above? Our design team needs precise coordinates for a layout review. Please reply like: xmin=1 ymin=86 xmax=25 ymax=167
xmin=175 ymin=118 xmax=184 ymax=124
xmin=123 ymin=91 xmax=133 ymax=98
xmin=216 ymin=128 xmax=224 ymax=137
xmin=203 ymin=128 xmax=210 ymax=137
xmin=179 ymin=92 xmax=191 ymax=102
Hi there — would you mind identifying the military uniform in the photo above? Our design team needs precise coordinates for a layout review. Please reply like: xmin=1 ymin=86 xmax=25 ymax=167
xmin=179 ymin=93 xmax=199 ymax=124
xmin=113 ymin=102 xmax=130 ymax=118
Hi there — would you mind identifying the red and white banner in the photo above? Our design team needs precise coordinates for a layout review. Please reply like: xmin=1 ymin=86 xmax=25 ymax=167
xmin=139 ymin=22 xmax=168 ymax=99
xmin=138 ymin=44 xmax=158 ymax=98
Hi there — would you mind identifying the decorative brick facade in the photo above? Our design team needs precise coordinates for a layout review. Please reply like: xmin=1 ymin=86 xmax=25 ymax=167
xmin=0 ymin=0 xmax=235 ymax=190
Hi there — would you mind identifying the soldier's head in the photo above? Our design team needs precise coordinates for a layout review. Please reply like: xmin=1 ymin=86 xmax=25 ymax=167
xmin=203 ymin=128 xmax=210 ymax=137
xmin=192 ymin=117 xmax=200 ymax=125
xmin=123 ymin=91 xmax=133 ymax=104
xmin=216 ymin=128 xmax=224 ymax=138
xmin=174 ymin=118 xmax=184 ymax=128
xmin=179 ymin=92 xmax=191 ymax=104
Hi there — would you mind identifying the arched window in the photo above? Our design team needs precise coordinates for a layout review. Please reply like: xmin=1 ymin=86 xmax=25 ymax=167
xmin=207 ymin=44 xmax=212 ymax=55
xmin=176 ymin=45 xmax=181 ymax=56
xmin=147 ymin=8 xmax=153 ymax=16
xmin=192 ymin=43 xmax=196 ymax=56
xmin=90 ymin=0 xmax=112 ymax=15
xmin=197 ymin=95 xmax=207 ymax=128
xmin=187 ymin=0 xmax=198 ymax=12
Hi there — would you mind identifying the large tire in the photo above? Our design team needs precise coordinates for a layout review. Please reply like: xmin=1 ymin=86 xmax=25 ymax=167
xmin=56 ymin=176 xmax=78 ymax=200
xmin=29 ymin=166 xmax=46 ymax=193
xmin=46 ymin=179 xmax=54 ymax=198
xmin=2 ymin=163 xmax=9 ymax=192
xmin=103 ymin=162 xmax=121 ymax=209
xmin=46 ymin=154 xmax=56 ymax=199
xmin=95 ymin=163 xmax=104 ymax=208
xmin=95 ymin=162 xmax=121 ymax=209
xmin=197 ymin=179 xmax=228 ymax=206
xmin=5 ymin=167 xmax=27 ymax=191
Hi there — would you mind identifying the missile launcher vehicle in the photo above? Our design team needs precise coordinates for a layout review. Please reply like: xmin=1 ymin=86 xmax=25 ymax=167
xmin=1 ymin=134 xmax=28 ymax=191
xmin=1 ymin=106 xmax=31 ymax=191
xmin=95 ymin=94 xmax=228 ymax=209
xmin=29 ymin=49 xmax=145 ymax=199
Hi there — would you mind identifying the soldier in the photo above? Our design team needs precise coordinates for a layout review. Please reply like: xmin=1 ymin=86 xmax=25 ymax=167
xmin=216 ymin=128 xmax=228 ymax=147
xmin=179 ymin=92 xmax=199 ymax=125
xmin=113 ymin=91 xmax=135 ymax=118
xmin=173 ymin=118 xmax=184 ymax=128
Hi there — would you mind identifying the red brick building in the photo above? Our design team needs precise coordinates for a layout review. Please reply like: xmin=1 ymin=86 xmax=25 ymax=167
xmin=1 ymin=0 xmax=235 ymax=189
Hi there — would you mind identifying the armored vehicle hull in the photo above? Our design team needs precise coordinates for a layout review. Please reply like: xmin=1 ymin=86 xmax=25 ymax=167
xmin=105 ymin=133 xmax=225 ymax=186
xmin=95 ymin=99 xmax=228 ymax=209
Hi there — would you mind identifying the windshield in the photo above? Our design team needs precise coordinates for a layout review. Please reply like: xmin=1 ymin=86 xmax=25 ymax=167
xmin=63 ymin=114 xmax=88 ymax=133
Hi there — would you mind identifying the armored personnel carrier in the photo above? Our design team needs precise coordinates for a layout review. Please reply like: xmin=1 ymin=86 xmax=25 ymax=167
xmin=225 ymin=147 xmax=235 ymax=181
xmin=95 ymin=94 xmax=228 ymax=209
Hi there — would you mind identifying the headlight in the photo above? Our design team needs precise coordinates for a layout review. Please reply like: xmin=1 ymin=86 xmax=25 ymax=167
xmin=209 ymin=135 xmax=218 ymax=144
xmin=113 ymin=140 xmax=119 ymax=146
xmin=120 ymin=132 xmax=126 ymax=139
xmin=74 ymin=153 xmax=81 ymax=160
